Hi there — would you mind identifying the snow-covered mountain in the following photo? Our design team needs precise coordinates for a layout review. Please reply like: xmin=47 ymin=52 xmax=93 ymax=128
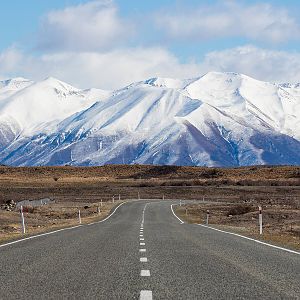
xmin=0 ymin=72 xmax=299 ymax=167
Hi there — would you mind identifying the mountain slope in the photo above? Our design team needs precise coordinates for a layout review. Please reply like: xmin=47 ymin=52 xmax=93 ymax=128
xmin=0 ymin=77 xmax=111 ymax=152
xmin=0 ymin=72 xmax=299 ymax=166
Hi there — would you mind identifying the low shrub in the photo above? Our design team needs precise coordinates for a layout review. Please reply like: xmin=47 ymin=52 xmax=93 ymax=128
xmin=227 ymin=205 xmax=252 ymax=216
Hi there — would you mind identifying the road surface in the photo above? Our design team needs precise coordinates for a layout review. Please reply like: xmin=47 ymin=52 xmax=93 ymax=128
xmin=0 ymin=200 xmax=299 ymax=299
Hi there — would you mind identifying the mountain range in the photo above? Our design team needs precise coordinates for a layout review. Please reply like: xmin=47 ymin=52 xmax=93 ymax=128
xmin=0 ymin=72 xmax=299 ymax=167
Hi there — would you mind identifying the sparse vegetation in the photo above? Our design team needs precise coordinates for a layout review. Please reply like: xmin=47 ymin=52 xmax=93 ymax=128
xmin=0 ymin=164 xmax=299 ymax=247
xmin=0 ymin=200 xmax=121 ymax=244
xmin=175 ymin=200 xmax=300 ymax=250
xmin=227 ymin=205 xmax=253 ymax=216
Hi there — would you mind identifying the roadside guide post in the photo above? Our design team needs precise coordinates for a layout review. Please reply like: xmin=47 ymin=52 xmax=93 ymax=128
xmin=20 ymin=205 xmax=26 ymax=234
xmin=206 ymin=210 xmax=210 ymax=225
xmin=259 ymin=206 xmax=263 ymax=235
xmin=78 ymin=210 xmax=82 ymax=224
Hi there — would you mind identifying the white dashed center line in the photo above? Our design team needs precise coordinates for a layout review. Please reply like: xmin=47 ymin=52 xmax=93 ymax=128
xmin=141 ymin=270 xmax=150 ymax=277
xmin=139 ymin=203 xmax=152 ymax=299
xmin=140 ymin=290 xmax=153 ymax=300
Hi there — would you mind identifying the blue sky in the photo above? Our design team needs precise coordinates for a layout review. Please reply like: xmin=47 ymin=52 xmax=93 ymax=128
xmin=1 ymin=0 xmax=300 ymax=89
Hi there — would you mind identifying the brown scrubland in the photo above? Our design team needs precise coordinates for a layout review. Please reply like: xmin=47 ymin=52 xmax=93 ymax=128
xmin=0 ymin=165 xmax=299 ymax=248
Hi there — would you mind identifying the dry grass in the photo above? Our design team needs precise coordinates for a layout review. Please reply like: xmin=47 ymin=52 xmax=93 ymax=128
xmin=0 ymin=165 xmax=298 ymax=206
xmin=0 ymin=165 xmax=299 ymax=247
xmin=0 ymin=201 xmax=122 ymax=244
xmin=175 ymin=202 xmax=300 ymax=250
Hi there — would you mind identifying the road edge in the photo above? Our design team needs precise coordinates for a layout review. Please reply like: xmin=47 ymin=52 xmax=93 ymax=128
xmin=172 ymin=204 xmax=300 ymax=256
xmin=197 ymin=224 xmax=300 ymax=255
xmin=170 ymin=204 xmax=184 ymax=224
xmin=0 ymin=202 xmax=126 ymax=249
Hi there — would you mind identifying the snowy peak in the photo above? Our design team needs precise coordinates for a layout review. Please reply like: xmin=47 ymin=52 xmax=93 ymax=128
xmin=180 ymin=71 xmax=300 ymax=137
xmin=0 ymin=77 xmax=110 ymax=136
xmin=59 ymin=85 xmax=201 ymax=137
xmin=144 ymin=77 xmax=191 ymax=89
xmin=0 ymin=72 xmax=299 ymax=167
xmin=38 ymin=77 xmax=81 ymax=92
xmin=0 ymin=77 xmax=32 ymax=90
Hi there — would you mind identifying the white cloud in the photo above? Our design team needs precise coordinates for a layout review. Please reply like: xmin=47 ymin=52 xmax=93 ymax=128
xmin=3 ymin=25 xmax=300 ymax=90
xmin=0 ymin=47 xmax=200 ymax=89
xmin=1 ymin=45 xmax=300 ymax=89
xmin=155 ymin=1 xmax=300 ymax=43
xmin=1 ymin=1 xmax=300 ymax=93
xmin=201 ymin=45 xmax=300 ymax=83
xmin=0 ymin=47 xmax=24 ymax=73
xmin=37 ymin=0 xmax=133 ymax=52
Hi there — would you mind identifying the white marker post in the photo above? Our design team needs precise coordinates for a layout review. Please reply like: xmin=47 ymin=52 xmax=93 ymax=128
xmin=163 ymin=195 xmax=165 ymax=200
xmin=78 ymin=210 xmax=82 ymax=224
xmin=112 ymin=196 xmax=115 ymax=203
xmin=119 ymin=194 xmax=121 ymax=201
xmin=259 ymin=206 xmax=263 ymax=235
xmin=20 ymin=206 xmax=26 ymax=234
xmin=100 ymin=199 xmax=103 ymax=207
xmin=180 ymin=200 xmax=182 ymax=206
xmin=97 ymin=206 xmax=100 ymax=215
xmin=203 ymin=196 xmax=205 ymax=202
xmin=185 ymin=208 xmax=188 ymax=216
xmin=206 ymin=210 xmax=210 ymax=225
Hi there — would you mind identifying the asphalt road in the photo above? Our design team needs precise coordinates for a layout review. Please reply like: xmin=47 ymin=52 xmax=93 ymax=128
xmin=0 ymin=200 xmax=299 ymax=299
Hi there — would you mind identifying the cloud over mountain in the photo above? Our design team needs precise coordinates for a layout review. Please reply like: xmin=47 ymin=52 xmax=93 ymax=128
xmin=155 ymin=1 xmax=300 ymax=44
xmin=1 ymin=1 xmax=300 ymax=90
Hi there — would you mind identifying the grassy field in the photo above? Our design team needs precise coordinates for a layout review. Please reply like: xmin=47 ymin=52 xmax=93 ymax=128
xmin=0 ymin=164 xmax=299 ymax=246
xmin=0 ymin=200 xmax=122 ymax=244
xmin=175 ymin=202 xmax=300 ymax=250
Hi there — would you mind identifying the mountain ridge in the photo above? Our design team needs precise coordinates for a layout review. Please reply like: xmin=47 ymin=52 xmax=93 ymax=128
xmin=0 ymin=72 xmax=299 ymax=167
